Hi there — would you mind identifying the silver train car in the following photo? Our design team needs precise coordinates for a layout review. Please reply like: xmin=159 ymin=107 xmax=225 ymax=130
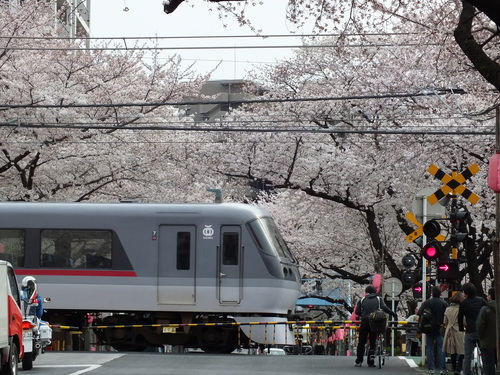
xmin=0 ymin=202 xmax=301 ymax=352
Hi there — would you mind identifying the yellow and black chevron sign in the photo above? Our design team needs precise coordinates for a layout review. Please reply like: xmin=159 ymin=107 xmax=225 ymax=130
xmin=427 ymin=164 xmax=480 ymax=205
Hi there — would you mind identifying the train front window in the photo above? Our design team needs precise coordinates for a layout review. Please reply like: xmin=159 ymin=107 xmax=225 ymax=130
xmin=41 ymin=230 xmax=112 ymax=269
xmin=248 ymin=218 xmax=295 ymax=261
xmin=0 ymin=229 xmax=25 ymax=268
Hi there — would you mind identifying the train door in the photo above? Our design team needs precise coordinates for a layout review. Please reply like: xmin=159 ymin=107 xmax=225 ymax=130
xmin=218 ymin=226 xmax=242 ymax=304
xmin=158 ymin=225 xmax=196 ymax=305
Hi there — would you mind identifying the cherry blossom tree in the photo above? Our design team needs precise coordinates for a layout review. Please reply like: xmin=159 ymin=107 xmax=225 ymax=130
xmin=2 ymin=0 xmax=499 ymax=310
xmin=215 ymin=0 xmax=500 ymax=93
xmin=191 ymin=19 xmax=497 ymax=303
xmin=0 ymin=1 xmax=208 ymax=202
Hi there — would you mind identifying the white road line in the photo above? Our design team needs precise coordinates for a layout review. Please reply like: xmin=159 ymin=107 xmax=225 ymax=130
xmin=397 ymin=356 xmax=419 ymax=367
xmin=35 ymin=364 xmax=101 ymax=375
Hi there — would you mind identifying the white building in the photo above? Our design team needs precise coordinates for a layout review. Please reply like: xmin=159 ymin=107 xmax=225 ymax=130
xmin=2 ymin=0 xmax=90 ymax=39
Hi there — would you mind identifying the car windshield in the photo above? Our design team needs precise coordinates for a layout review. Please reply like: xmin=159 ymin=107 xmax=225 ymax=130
xmin=248 ymin=217 xmax=296 ymax=262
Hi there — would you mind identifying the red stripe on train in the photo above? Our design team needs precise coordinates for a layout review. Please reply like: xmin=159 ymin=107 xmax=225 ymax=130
xmin=15 ymin=269 xmax=137 ymax=277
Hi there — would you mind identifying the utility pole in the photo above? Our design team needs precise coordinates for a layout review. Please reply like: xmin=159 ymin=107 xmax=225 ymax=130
xmin=494 ymin=106 xmax=500 ymax=368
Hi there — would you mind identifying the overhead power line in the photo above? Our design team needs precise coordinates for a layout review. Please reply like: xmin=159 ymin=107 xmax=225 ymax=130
xmin=0 ymin=121 xmax=493 ymax=136
xmin=0 ymin=32 xmax=421 ymax=41
xmin=2 ymin=42 xmax=440 ymax=52
xmin=0 ymin=89 xmax=466 ymax=110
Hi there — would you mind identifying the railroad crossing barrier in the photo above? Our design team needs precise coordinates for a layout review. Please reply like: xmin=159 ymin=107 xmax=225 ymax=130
xmin=48 ymin=320 xmax=417 ymax=352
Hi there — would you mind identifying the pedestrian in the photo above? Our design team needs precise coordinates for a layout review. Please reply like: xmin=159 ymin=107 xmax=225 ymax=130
xmin=476 ymin=287 xmax=496 ymax=375
xmin=442 ymin=291 xmax=465 ymax=375
xmin=458 ymin=282 xmax=487 ymax=375
xmin=418 ymin=285 xmax=448 ymax=374
xmin=354 ymin=285 xmax=398 ymax=368
xmin=406 ymin=307 xmax=421 ymax=356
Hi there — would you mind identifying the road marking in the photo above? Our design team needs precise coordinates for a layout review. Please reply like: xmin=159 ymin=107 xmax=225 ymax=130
xmin=397 ymin=356 xmax=419 ymax=368
xmin=35 ymin=364 xmax=101 ymax=375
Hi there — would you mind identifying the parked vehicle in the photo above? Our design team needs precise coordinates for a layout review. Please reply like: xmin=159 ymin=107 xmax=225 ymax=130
xmin=0 ymin=260 xmax=23 ymax=375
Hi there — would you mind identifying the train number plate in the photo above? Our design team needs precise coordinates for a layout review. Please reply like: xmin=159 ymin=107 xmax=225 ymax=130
xmin=162 ymin=327 xmax=176 ymax=334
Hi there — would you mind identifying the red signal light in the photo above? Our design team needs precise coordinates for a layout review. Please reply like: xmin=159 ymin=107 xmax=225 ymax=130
xmin=426 ymin=246 xmax=437 ymax=258
xmin=422 ymin=241 xmax=443 ymax=261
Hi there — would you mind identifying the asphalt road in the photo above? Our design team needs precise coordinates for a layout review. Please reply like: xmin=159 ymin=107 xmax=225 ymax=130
xmin=31 ymin=352 xmax=427 ymax=375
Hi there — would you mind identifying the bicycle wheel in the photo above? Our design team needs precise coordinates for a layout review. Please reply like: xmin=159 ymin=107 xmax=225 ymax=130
xmin=377 ymin=337 xmax=383 ymax=368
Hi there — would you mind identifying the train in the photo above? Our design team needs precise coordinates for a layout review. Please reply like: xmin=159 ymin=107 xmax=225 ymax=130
xmin=0 ymin=201 xmax=301 ymax=352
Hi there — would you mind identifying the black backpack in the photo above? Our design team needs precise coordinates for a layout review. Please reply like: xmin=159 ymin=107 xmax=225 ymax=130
xmin=418 ymin=307 xmax=436 ymax=334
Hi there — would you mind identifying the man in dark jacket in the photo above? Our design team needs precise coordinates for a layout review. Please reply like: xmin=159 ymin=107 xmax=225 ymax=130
xmin=354 ymin=285 xmax=397 ymax=367
xmin=418 ymin=286 xmax=448 ymax=374
xmin=458 ymin=283 xmax=487 ymax=375
xmin=476 ymin=287 xmax=496 ymax=375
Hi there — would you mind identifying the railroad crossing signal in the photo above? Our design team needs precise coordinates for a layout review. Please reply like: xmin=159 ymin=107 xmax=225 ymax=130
xmin=405 ymin=212 xmax=446 ymax=243
xmin=422 ymin=241 xmax=444 ymax=261
xmin=427 ymin=164 xmax=480 ymax=205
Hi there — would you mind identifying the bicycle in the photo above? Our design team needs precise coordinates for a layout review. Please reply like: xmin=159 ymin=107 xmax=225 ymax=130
xmin=368 ymin=316 xmax=387 ymax=369
xmin=371 ymin=331 xmax=386 ymax=368
xmin=471 ymin=339 xmax=484 ymax=375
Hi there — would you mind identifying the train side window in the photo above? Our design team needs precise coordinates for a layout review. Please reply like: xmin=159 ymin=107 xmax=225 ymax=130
xmin=176 ymin=232 xmax=190 ymax=270
xmin=40 ymin=230 xmax=112 ymax=269
xmin=0 ymin=229 xmax=25 ymax=268
xmin=222 ymin=232 xmax=239 ymax=266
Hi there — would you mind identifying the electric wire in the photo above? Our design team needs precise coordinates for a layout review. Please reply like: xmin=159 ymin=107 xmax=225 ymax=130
xmin=0 ymin=120 xmax=493 ymax=135
xmin=0 ymin=42 xmax=441 ymax=52
xmin=0 ymin=89 xmax=467 ymax=109
xmin=0 ymin=32 xmax=421 ymax=41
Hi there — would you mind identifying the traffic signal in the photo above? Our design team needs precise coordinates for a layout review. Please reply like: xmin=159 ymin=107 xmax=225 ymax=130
xmin=436 ymin=260 xmax=460 ymax=281
xmin=423 ymin=219 xmax=442 ymax=239
xmin=450 ymin=208 xmax=468 ymax=247
xmin=422 ymin=240 xmax=444 ymax=261
xmin=402 ymin=254 xmax=416 ymax=269
xmin=402 ymin=271 xmax=416 ymax=287
xmin=412 ymin=282 xmax=423 ymax=299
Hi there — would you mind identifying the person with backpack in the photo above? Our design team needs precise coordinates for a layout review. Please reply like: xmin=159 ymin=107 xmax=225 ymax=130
xmin=418 ymin=285 xmax=448 ymax=374
xmin=476 ymin=287 xmax=496 ymax=375
xmin=354 ymin=285 xmax=398 ymax=368
xmin=458 ymin=283 xmax=487 ymax=375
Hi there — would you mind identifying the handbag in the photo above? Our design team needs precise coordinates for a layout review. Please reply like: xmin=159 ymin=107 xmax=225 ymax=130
xmin=368 ymin=297 xmax=387 ymax=333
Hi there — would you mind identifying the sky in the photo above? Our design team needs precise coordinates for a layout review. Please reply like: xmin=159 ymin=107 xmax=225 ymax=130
xmin=91 ymin=0 xmax=314 ymax=80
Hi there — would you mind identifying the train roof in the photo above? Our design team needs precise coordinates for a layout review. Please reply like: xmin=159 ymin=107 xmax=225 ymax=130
xmin=0 ymin=201 xmax=271 ymax=221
